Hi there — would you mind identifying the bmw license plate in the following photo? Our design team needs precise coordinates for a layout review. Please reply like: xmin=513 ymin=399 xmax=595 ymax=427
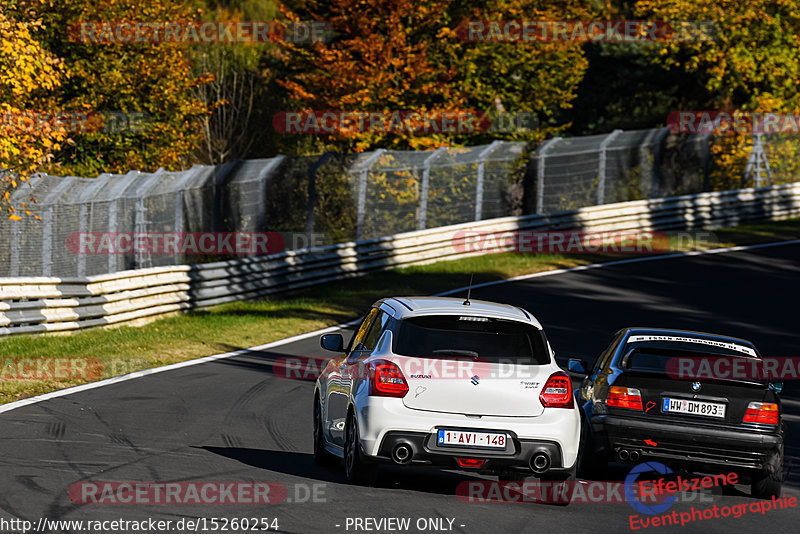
xmin=437 ymin=429 xmax=506 ymax=449
xmin=662 ymin=397 xmax=725 ymax=418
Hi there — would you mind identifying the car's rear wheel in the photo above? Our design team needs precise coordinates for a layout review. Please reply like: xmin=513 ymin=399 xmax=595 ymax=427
xmin=751 ymin=448 xmax=783 ymax=499
xmin=313 ymin=397 xmax=335 ymax=466
xmin=344 ymin=412 xmax=377 ymax=485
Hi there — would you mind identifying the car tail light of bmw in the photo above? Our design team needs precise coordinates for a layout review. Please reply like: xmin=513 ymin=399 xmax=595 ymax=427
xmin=743 ymin=401 xmax=779 ymax=425
xmin=539 ymin=371 xmax=574 ymax=408
xmin=369 ymin=360 xmax=409 ymax=398
xmin=607 ymin=386 xmax=643 ymax=410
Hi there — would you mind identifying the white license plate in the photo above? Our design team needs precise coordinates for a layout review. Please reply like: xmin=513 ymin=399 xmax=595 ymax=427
xmin=437 ymin=429 xmax=507 ymax=449
xmin=662 ymin=397 xmax=726 ymax=418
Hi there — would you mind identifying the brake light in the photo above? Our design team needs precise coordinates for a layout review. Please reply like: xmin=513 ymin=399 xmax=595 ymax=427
xmin=369 ymin=360 xmax=409 ymax=398
xmin=743 ymin=402 xmax=779 ymax=425
xmin=457 ymin=458 xmax=485 ymax=468
xmin=607 ymin=386 xmax=643 ymax=410
xmin=539 ymin=371 xmax=573 ymax=408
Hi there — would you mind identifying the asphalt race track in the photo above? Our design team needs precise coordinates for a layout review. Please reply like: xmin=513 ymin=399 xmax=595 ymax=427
xmin=1 ymin=243 xmax=799 ymax=534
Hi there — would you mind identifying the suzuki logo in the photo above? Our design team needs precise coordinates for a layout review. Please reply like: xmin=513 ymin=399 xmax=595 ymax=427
xmin=691 ymin=382 xmax=702 ymax=392
xmin=470 ymin=375 xmax=480 ymax=386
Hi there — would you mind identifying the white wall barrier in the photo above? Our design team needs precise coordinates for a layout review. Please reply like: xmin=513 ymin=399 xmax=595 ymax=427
xmin=1 ymin=183 xmax=799 ymax=336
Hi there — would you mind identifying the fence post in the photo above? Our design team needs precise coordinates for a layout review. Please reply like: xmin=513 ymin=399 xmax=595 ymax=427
xmin=597 ymin=129 xmax=623 ymax=205
xmin=648 ymin=127 xmax=670 ymax=198
xmin=134 ymin=198 xmax=150 ymax=269
xmin=174 ymin=190 xmax=183 ymax=265
xmin=107 ymin=200 xmax=117 ymax=274
xmin=700 ymin=133 xmax=712 ymax=192
xmin=474 ymin=140 xmax=502 ymax=221
xmin=535 ymin=137 xmax=562 ymax=214
xmin=42 ymin=207 xmax=53 ymax=277
xmin=77 ymin=204 xmax=88 ymax=277
xmin=356 ymin=148 xmax=386 ymax=241
xmin=418 ymin=146 xmax=448 ymax=230
xmin=9 ymin=218 xmax=20 ymax=276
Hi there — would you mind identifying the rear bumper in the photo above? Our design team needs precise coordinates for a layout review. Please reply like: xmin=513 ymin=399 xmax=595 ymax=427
xmin=356 ymin=396 xmax=580 ymax=470
xmin=592 ymin=414 xmax=782 ymax=473
xmin=372 ymin=430 xmax=570 ymax=474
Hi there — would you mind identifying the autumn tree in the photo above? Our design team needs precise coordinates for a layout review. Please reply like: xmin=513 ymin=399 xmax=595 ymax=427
xmin=634 ymin=0 xmax=800 ymax=188
xmin=276 ymin=0 xmax=591 ymax=152
xmin=4 ymin=0 xmax=212 ymax=178
xmin=0 ymin=2 xmax=64 ymax=218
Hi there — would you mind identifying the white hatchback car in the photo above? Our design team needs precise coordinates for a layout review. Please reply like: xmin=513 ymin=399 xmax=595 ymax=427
xmin=313 ymin=296 xmax=580 ymax=487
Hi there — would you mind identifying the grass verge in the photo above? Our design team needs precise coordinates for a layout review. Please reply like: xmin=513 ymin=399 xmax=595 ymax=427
xmin=1 ymin=219 xmax=799 ymax=403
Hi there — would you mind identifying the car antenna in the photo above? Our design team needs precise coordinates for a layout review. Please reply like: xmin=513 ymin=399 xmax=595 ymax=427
xmin=463 ymin=273 xmax=474 ymax=306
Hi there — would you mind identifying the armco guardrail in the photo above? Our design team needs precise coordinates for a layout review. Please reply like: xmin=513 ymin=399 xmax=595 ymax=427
xmin=1 ymin=183 xmax=799 ymax=336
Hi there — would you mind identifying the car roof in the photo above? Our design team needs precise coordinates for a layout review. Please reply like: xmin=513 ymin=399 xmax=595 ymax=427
xmin=621 ymin=327 xmax=759 ymax=357
xmin=377 ymin=296 xmax=542 ymax=328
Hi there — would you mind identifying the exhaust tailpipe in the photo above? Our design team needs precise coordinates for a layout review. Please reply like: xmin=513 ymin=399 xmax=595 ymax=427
xmin=629 ymin=450 xmax=641 ymax=462
xmin=530 ymin=452 xmax=551 ymax=474
xmin=391 ymin=443 xmax=413 ymax=464
xmin=617 ymin=449 xmax=630 ymax=462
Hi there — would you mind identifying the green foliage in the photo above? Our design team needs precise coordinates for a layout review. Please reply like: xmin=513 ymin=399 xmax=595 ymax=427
xmin=4 ymin=0 xmax=211 ymax=177
xmin=277 ymin=0 xmax=592 ymax=153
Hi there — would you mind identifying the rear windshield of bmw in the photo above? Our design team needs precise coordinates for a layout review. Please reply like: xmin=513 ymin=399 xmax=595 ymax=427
xmin=392 ymin=315 xmax=550 ymax=365
xmin=622 ymin=335 xmax=765 ymax=383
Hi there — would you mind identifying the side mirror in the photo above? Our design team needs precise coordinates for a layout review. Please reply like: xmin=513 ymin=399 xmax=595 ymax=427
xmin=770 ymin=381 xmax=784 ymax=394
xmin=320 ymin=333 xmax=344 ymax=352
xmin=568 ymin=358 xmax=588 ymax=374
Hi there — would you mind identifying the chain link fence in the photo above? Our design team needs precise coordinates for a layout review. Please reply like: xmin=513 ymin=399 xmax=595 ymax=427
xmin=528 ymin=127 xmax=703 ymax=213
xmin=0 ymin=142 xmax=529 ymax=277
xmin=2 ymin=129 xmax=797 ymax=278
xmin=347 ymin=141 xmax=527 ymax=239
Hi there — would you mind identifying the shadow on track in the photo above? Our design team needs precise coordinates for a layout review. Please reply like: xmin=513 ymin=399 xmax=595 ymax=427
xmin=197 ymin=446 xmax=491 ymax=495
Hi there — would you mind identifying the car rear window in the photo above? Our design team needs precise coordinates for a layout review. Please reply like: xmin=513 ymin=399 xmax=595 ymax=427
xmin=392 ymin=315 xmax=550 ymax=365
xmin=625 ymin=347 xmax=764 ymax=379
